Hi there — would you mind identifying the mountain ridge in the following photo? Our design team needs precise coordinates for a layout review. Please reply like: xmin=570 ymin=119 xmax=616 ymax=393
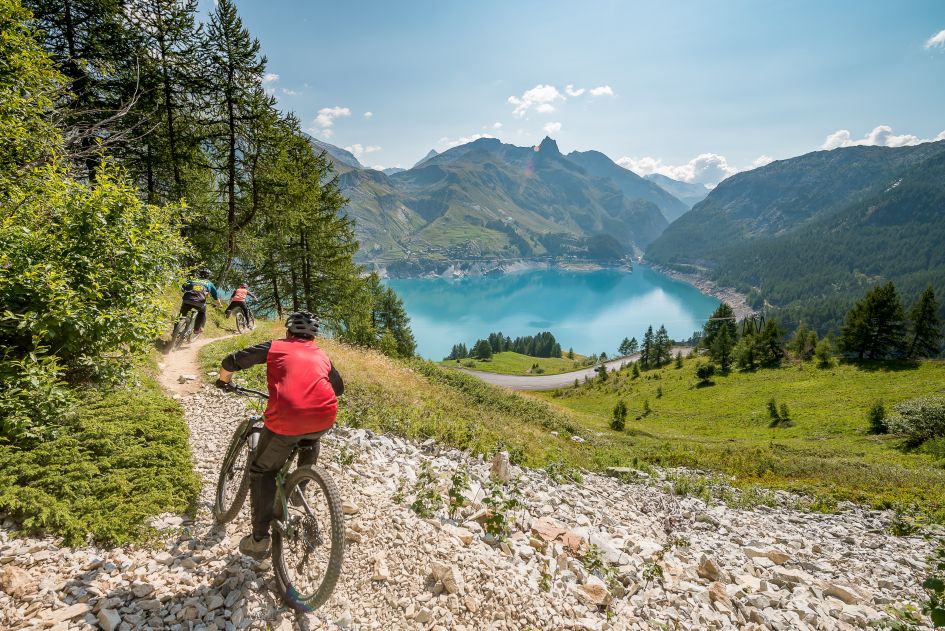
xmin=318 ymin=136 xmax=683 ymax=275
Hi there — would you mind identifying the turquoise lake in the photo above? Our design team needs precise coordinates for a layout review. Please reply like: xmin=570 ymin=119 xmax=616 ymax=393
xmin=386 ymin=266 xmax=721 ymax=359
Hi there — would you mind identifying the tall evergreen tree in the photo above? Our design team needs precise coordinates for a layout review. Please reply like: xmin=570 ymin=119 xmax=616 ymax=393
xmin=654 ymin=325 xmax=671 ymax=366
xmin=125 ymin=0 xmax=203 ymax=203
xmin=703 ymin=303 xmax=738 ymax=351
xmin=711 ymin=325 xmax=734 ymax=370
xmin=907 ymin=286 xmax=942 ymax=358
xmin=200 ymin=0 xmax=266 ymax=282
xmin=839 ymin=282 xmax=906 ymax=360
xmin=641 ymin=326 xmax=654 ymax=368
xmin=755 ymin=320 xmax=786 ymax=367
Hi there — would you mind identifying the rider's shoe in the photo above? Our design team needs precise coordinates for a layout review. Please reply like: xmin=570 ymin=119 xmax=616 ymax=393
xmin=239 ymin=534 xmax=271 ymax=560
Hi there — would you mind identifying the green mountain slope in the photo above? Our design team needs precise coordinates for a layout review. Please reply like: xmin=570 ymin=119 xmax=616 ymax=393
xmin=646 ymin=141 xmax=945 ymax=331
xmin=318 ymin=136 xmax=677 ymax=273
xmin=565 ymin=150 xmax=690 ymax=222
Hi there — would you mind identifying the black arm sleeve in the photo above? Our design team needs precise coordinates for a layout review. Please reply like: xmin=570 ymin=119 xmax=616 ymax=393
xmin=328 ymin=362 xmax=344 ymax=396
xmin=221 ymin=341 xmax=271 ymax=372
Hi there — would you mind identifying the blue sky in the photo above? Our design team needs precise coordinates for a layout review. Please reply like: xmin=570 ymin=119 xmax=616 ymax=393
xmin=220 ymin=0 xmax=945 ymax=184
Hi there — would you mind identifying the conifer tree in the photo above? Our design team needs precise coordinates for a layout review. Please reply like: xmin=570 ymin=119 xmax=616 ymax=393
xmin=839 ymin=283 xmax=906 ymax=360
xmin=907 ymin=286 xmax=942 ymax=358
xmin=641 ymin=326 xmax=654 ymax=368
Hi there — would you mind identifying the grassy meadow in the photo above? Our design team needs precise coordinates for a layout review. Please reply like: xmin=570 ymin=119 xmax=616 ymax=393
xmin=440 ymin=350 xmax=587 ymax=376
xmin=535 ymin=354 xmax=945 ymax=520
xmin=202 ymin=326 xmax=945 ymax=522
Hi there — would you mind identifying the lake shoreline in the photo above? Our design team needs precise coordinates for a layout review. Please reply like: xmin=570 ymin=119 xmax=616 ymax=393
xmin=645 ymin=262 xmax=757 ymax=321
xmin=374 ymin=258 xmax=634 ymax=280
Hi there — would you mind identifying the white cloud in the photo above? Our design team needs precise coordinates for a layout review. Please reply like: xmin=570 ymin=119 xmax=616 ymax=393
xmin=925 ymin=29 xmax=945 ymax=49
xmin=543 ymin=121 xmax=562 ymax=135
xmin=364 ymin=111 xmax=374 ymax=119
xmin=565 ymin=84 xmax=585 ymax=97
xmin=507 ymin=84 xmax=564 ymax=117
xmin=820 ymin=125 xmax=945 ymax=150
xmin=589 ymin=85 xmax=614 ymax=97
xmin=535 ymin=103 xmax=555 ymax=113
xmin=344 ymin=144 xmax=381 ymax=158
xmin=263 ymin=73 xmax=279 ymax=84
xmin=281 ymin=88 xmax=299 ymax=96
xmin=438 ymin=133 xmax=495 ymax=149
xmin=492 ymin=122 xmax=503 ymax=129
xmin=617 ymin=153 xmax=737 ymax=186
xmin=311 ymin=106 xmax=351 ymax=138
xmin=751 ymin=155 xmax=774 ymax=168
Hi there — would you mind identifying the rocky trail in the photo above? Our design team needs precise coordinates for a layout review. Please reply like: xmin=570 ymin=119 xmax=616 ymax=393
xmin=0 ymin=338 xmax=936 ymax=630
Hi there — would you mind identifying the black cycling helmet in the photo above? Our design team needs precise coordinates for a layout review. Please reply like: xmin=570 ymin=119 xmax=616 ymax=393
xmin=197 ymin=267 xmax=211 ymax=279
xmin=286 ymin=311 xmax=319 ymax=338
xmin=239 ymin=283 xmax=248 ymax=288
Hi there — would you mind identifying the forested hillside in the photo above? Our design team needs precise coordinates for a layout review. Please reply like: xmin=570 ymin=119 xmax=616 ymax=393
xmin=646 ymin=142 xmax=945 ymax=332
xmin=1 ymin=0 xmax=416 ymax=448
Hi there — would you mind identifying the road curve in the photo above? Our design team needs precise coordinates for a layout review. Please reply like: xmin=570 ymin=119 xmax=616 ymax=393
xmin=455 ymin=346 xmax=693 ymax=391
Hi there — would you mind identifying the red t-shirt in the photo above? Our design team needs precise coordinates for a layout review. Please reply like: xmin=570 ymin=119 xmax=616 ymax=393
xmin=231 ymin=287 xmax=249 ymax=302
xmin=264 ymin=339 xmax=338 ymax=435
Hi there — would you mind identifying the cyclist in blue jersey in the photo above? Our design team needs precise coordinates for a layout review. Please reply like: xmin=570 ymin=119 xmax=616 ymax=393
xmin=179 ymin=267 xmax=222 ymax=337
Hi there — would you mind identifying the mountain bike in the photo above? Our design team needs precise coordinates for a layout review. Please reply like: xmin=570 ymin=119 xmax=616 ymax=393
xmin=235 ymin=305 xmax=256 ymax=334
xmin=170 ymin=308 xmax=199 ymax=350
xmin=213 ymin=383 xmax=345 ymax=612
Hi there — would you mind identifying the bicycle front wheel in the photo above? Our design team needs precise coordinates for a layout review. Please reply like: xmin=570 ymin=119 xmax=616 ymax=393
xmin=213 ymin=419 xmax=254 ymax=524
xmin=273 ymin=466 xmax=345 ymax=612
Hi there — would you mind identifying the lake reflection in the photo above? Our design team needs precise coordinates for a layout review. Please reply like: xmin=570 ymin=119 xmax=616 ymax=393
xmin=386 ymin=266 xmax=720 ymax=360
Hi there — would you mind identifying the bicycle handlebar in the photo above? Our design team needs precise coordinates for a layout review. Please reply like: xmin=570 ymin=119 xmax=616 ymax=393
xmin=226 ymin=383 xmax=269 ymax=399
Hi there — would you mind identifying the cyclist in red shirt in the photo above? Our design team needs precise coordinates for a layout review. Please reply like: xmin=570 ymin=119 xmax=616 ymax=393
xmin=215 ymin=311 xmax=343 ymax=559
xmin=224 ymin=283 xmax=257 ymax=323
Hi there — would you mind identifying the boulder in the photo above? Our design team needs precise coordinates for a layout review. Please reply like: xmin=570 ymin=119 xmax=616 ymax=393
xmin=491 ymin=451 xmax=512 ymax=484
xmin=0 ymin=565 xmax=35 ymax=600
xmin=576 ymin=575 xmax=612 ymax=607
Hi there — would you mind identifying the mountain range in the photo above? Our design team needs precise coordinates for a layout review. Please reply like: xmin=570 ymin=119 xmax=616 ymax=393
xmin=310 ymin=136 xmax=692 ymax=275
xmin=646 ymin=140 xmax=945 ymax=331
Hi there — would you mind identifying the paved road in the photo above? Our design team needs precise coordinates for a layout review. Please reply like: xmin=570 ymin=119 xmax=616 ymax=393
xmin=456 ymin=346 xmax=692 ymax=391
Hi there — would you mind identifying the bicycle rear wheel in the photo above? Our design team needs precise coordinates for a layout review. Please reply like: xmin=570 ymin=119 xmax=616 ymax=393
xmin=172 ymin=317 xmax=188 ymax=350
xmin=214 ymin=419 xmax=254 ymax=524
xmin=235 ymin=312 xmax=247 ymax=333
xmin=273 ymin=466 xmax=344 ymax=612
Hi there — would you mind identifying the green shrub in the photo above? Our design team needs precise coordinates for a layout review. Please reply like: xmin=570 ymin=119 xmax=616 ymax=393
xmin=0 ymin=165 xmax=185 ymax=442
xmin=0 ymin=374 xmax=200 ymax=545
xmin=610 ymin=400 xmax=627 ymax=431
xmin=696 ymin=363 xmax=715 ymax=384
xmin=867 ymin=400 xmax=888 ymax=435
xmin=887 ymin=397 xmax=945 ymax=448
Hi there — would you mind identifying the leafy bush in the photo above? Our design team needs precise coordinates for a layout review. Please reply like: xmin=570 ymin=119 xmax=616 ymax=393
xmin=482 ymin=479 xmax=522 ymax=538
xmin=447 ymin=469 xmax=470 ymax=518
xmin=887 ymin=397 xmax=945 ymax=448
xmin=0 ymin=164 xmax=185 ymax=442
xmin=410 ymin=461 xmax=441 ymax=518
xmin=696 ymin=363 xmax=716 ymax=384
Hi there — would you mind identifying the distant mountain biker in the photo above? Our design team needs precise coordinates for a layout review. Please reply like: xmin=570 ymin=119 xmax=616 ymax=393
xmin=225 ymin=283 xmax=257 ymax=323
xmin=215 ymin=311 xmax=344 ymax=560
xmin=180 ymin=268 xmax=222 ymax=338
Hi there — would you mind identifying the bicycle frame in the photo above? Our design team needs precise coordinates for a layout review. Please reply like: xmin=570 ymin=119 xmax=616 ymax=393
xmin=228 ymin=384 xmax=314 ymax=537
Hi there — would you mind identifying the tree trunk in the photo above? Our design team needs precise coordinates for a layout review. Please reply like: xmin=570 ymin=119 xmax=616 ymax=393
xmin=155 ymin=15 xmax=182 ymax=199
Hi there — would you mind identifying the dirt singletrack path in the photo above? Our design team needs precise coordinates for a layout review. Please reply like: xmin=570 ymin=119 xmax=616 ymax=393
xmin=157 ymin=334 xmax=233 ymax=396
